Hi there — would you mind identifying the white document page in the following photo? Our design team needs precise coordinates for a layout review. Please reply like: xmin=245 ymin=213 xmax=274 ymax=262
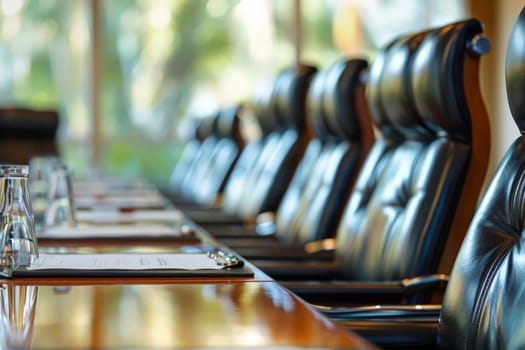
xmin=76 ymin=209 xmax=185 ymax=223
xmin=75 ymin=194 xmax=167 ymax=208
xmin=40 ymin=224 xmax=180 ymax=239
xmin=26 ymin=253 xmax=224 ymax=270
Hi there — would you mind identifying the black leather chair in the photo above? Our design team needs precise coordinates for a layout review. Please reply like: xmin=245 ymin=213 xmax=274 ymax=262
xmin=332 ymin=9 xmax=525 ymax=349
xmin=0 ymin=107 xmax=59 ymax=164
xmin=182 ymin=86 xmax=278 ymax=225
xmin=259 ymin=19 xmax=490 ymax=308
xmin=192 ymin=105 xmax=244 ymax=206
xmin=187 ymin=64 xmax=317 ymax=226
xmin=169 ymin=105 xmax=244 ymax=207
xmin=220 ymin=59 xmax=375 ymax=259
xmin=168 ymin=115 xmax=213 ymax=205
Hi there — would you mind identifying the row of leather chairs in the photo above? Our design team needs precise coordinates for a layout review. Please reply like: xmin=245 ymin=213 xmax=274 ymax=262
xmin=167 ymin=8 xmax=525 ymax=348
xmin=170 ymin=16 xmax=489 ymax=281
xmin=169 ymin=105 xmax=244 ymax=206
xmin=331 ymin=9 xmax=525 ymax=349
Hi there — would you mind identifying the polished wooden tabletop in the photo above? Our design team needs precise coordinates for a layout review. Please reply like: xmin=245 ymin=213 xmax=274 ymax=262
xmin=0 ymin=280 xmax=374 ymax=349
xmin=0 ymin=179 xmax=377 ymax=349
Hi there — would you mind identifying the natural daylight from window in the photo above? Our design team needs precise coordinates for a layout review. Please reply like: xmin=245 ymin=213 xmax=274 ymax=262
xmin=0 ymin=0 xmax=464 ymax=186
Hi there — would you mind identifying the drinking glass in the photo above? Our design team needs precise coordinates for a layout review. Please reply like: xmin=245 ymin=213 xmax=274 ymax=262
xmin=0 ymin=165 xmax=39 ymax=268
xmin=28 ymin=155 xmax=60 ymax=227
xmin=44 ymin=165 xmax=77 ymax=227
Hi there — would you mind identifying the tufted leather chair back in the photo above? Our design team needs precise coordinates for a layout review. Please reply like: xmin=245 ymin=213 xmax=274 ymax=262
xmin=168 ymin=118 xmax=204 ymax=198
xmin=193 ymin=105 xmax=244 ymax=205
xmin=176 ymin=112 xmax=219 ymax=201
xmin=172 ymin=106 xmax=243 ymax=204
xmin=334 ymin=19 xmax=490 ymax=282
xmin=438 ymin=9 xmax=525 ymax=349
xmin=274 ymin=59 xmax=373 ymax=243
xmin=220 ymin=87 xmax=276 ymax=214
xmin=222 ymin=65 xmax=317 ymax=220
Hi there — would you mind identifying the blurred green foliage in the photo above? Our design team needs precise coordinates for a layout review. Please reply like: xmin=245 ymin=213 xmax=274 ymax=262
xmin=0 ymin=0 xmax=337 ymax=186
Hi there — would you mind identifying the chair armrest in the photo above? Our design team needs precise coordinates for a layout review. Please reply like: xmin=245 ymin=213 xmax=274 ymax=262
xmin=202 ymin=224 xmax=275 ymax=239
xmin=223 ymin=235 xmax=335 ymax=250
xmin=220 ymin=237 xmax=284 ymax=247
xmin=304 ymin=238 xmax=337 ymax=253
xmin=254 ymin=211 xmax=277 ymax=236
xmin=196 ymin=211 xmax=278 ymax=237
xmin=221 ymin=237 xmax=336 ymax=259
xmin=316 ymin=303 xmax=441 ymax=320
xmin=184 ymin=209 xmax=245 ymax=225
xmin=233 ymin=245 xmax=334 ymax=260
xmin=338 ymin=308 xmax=439 ymax=348
xmin=282 ymin=274 xmax=449 ymax=305
xmin=254 ymin=259 xmax=342 ymax=280
xmin=203 ymin=224 xmax=254 ymax=237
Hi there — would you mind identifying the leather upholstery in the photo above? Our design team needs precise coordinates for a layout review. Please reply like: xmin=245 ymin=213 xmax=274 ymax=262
xmin=171 ymin=106 xmax=243 ymax=205
xmin=193 ymin=105 xmax=244 ymax=204
xmin=506 ymin=8 xmax=525 ymax=132
xmin=333 ymin=19 xmax=483 ymax=281
xmin=169 ymin=116 xmax=213 ymax=201
xmin=0 ymin=108 xmax=59 ymax=164
xmin=222 ymin=65 xmax=317 ymax=220
xmin=220 ymin=88 xmax=278 ymax=215
xmin=274 ymin=59 xmax=368 ymax=243
xmin=437 ymin=9 xmax=525 ymax=348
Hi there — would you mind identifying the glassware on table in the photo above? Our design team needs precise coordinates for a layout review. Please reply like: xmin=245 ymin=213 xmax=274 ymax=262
xmin=28 ymin=155 xmax=60 ymax=227
xmin=44 ymin=164 xmax=77 ymax=227
xmin=0 ymin=165 xmax=39 ymax=269
xmin=0 ymin=284 xmax=38 ymax=349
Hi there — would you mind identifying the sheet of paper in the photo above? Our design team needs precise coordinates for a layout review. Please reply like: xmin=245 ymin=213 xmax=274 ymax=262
xmin=26 ymin=253 xmax=224 ymax=270
xmin=76 ymin=209 xmax=185 ymax=223
xmin=74 ymin=177 xmax=151 ymax=191
xmin=75 ymin=194 xmax=168 ymax=209
xmin=40 ymin=224 xmax=180 ymax=239
xmin=74 ymin=188 xmax=160 ymax=198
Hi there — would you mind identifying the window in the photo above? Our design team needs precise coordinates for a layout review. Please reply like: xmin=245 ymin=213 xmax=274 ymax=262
xmin=0 ymin=0 xmax=465 ymax=186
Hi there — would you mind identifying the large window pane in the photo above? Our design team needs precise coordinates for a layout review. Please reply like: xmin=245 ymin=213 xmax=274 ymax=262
xmin=0 ymin=0 xmax=465 ymax=187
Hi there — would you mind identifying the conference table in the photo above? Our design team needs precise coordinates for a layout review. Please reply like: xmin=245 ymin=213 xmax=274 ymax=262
xmin=0 ymin=177 xmax=376 ymax=349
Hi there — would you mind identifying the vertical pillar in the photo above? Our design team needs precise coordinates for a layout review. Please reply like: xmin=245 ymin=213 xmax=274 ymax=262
xmin=293 ymin=0 xmax=302 ymax=67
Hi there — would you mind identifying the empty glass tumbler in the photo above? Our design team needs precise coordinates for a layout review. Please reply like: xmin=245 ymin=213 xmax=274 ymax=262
xmin=28 ymin=155 xmax=60 ymax=226
xmin=0 ymin=165 xmax=39 ymax=268
xmin=44 ymin=165 xmax=76 ymax=227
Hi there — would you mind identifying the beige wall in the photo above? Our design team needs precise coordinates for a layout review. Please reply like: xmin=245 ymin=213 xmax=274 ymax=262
xmin=469 ymin=0 xmax=523 ymax=187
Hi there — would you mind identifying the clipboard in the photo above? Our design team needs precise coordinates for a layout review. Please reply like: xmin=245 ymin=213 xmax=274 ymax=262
xmin=3 ymin=251 xmax=253 ymax=278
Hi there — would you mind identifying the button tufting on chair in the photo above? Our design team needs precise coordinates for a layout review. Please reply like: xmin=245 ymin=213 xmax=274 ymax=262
xmin=257 ymin=19 xmax=490 ymax=313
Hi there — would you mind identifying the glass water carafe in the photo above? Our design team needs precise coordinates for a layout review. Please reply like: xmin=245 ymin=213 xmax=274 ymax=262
xmin=0 ymin=165 xmax=39 ymax=268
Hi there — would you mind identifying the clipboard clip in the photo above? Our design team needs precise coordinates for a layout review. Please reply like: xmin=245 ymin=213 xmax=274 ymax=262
xmin=207 ymin=249 xmax=244 ymax=268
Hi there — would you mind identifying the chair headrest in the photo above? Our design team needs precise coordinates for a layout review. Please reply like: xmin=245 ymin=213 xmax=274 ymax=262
xmin=195 ymin=115 xmax=216 ymax=140
xmin=252 ymin=84 xmax=279 ymax=135
xmin=506 ymin=7 xmax=525 ymax=132
xmin=272 ymin=64 xmax=317 ymax=131
xmin=367 ymin=19 xmax=485 ymax=142
xmin=216 ymin=105 xmax=242 ymax=140
xmin=366 ymin=33 xmax=426 ymax=139
xmin=307 ymin=59 xmax=368 ymax=141
xmin=412 ymin=19 xmax=484 ymax=142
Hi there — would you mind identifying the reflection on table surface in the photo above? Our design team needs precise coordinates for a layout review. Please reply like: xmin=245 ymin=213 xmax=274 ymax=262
xmin=0 ymin=175 xmax=377 ymax=349
xmin=0 ymin=281 xmax=373 ymax=349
